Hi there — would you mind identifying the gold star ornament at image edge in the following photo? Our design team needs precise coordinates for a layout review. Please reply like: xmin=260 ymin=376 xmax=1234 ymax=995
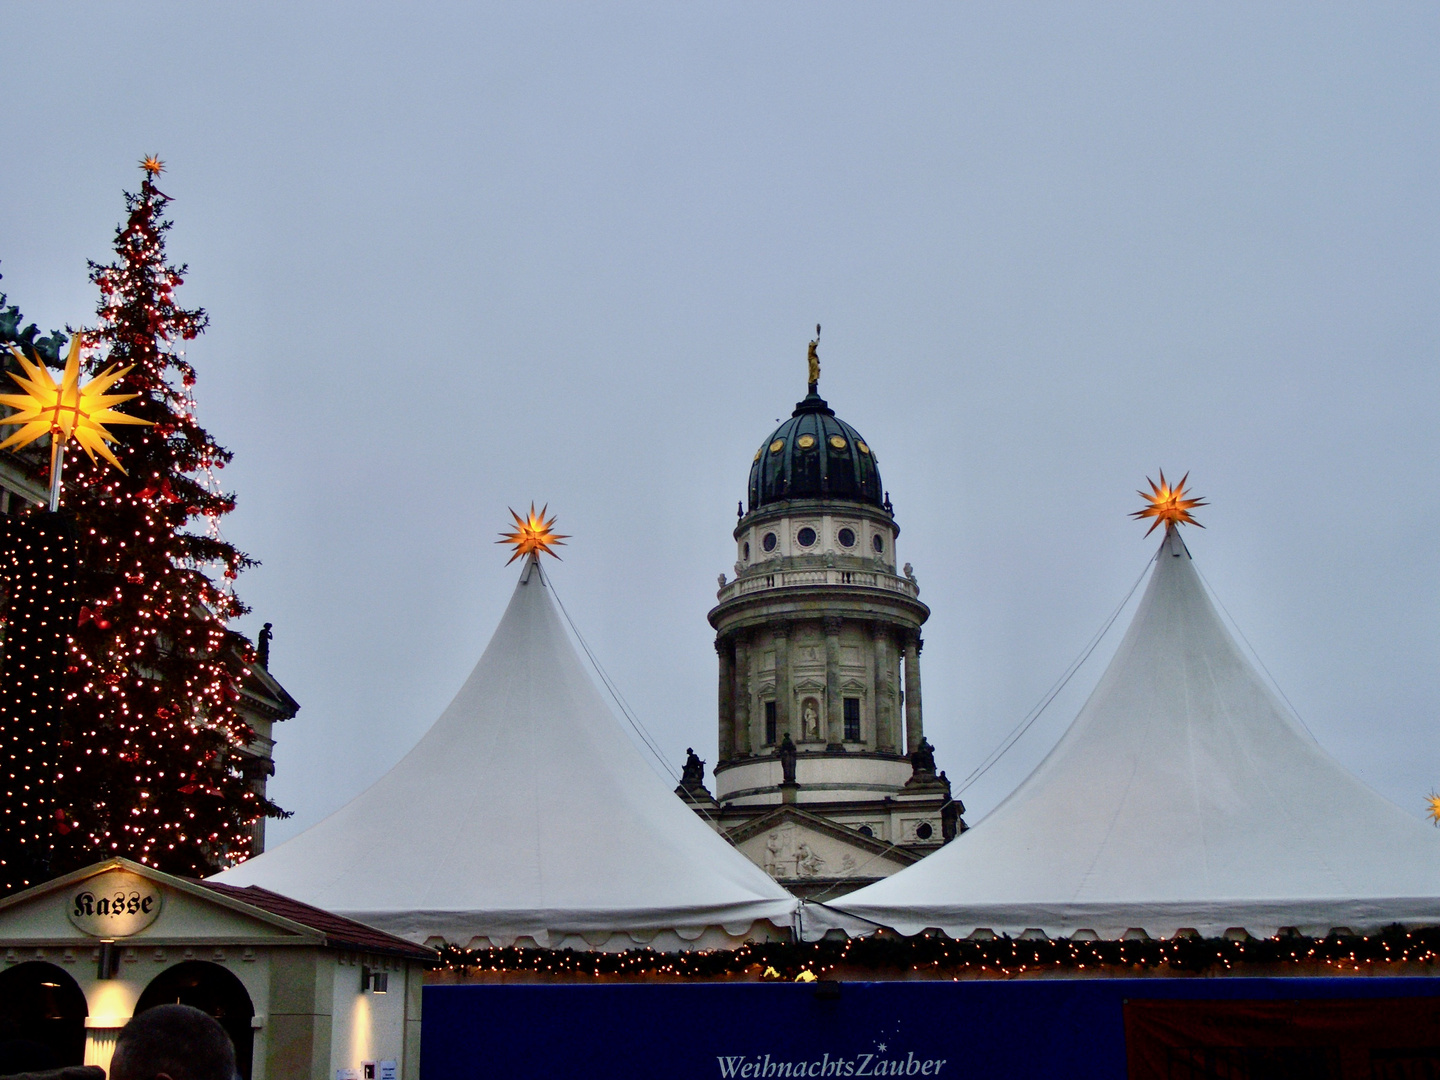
xmin=141 ymin=155 xmax=165 ymax=176
xmin=0 ymin=337 xmax=151 ymax=471
xmin=1427 ymin=793 xmax=1440 ymax=826
xmin=497 ymin=504 xmax=569 ymax=564
xmin=1130 ymin=470 xmax=1207 ymax=535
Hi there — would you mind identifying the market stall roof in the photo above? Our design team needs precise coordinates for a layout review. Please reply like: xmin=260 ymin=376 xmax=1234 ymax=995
xmin=215 ymin=559 xmax=796 ymax=948
xmin=810 ymin=527 xmax=1440 ymax=941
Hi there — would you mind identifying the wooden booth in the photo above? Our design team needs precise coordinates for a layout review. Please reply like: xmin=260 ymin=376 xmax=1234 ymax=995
xmin=0 ymin=858 xmax=433 ymax=1080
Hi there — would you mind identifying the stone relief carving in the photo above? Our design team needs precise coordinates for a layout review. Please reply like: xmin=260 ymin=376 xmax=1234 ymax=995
xmin=764 ymin=823 xmax=795 ymax=878
xmin=795 ymin=841 xmax=825 ymax=878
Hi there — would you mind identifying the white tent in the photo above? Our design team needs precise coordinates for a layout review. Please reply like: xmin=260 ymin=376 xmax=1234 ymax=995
xmin=215 ymin=559 xmax=796 ymax=949
xmin=808 ymin=527 xmax=1440 ymax=941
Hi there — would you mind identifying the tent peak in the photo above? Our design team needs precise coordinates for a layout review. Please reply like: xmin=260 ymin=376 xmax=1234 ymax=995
xmin=1159 ymin=526 xmax=1191 ymax=560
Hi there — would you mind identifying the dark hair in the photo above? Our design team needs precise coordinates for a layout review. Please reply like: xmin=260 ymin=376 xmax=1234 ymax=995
xmin=109 ymin=1005 xmax=236 ymax=1080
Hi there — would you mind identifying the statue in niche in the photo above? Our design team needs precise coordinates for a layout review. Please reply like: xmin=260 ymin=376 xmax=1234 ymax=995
xmin=910 ymin=736 xmax=936 ymax=776
xmin=800 ymin=698 xmax=821 ymax=741
xmin=778 ymin=732 xmax=798 ymax=784
xmin=795 ymin=841 xmax=825 ymax=877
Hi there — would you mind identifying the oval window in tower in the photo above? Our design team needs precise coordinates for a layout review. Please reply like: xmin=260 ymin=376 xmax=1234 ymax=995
xmin=762 ymin=532 xmax=778 ymax=552
xmin=837 ymin=527 xmax=856 ymax=548
xmin=743 ymin=541 xmax=751 ymax=561
xmin=796 ymin=526 xmax=817 ymax=548
xmin=872 ymin=534 xmax=884 ymax=553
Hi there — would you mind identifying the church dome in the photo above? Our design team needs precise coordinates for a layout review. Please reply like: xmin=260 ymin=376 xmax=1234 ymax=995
xmin=747 ymin=391 xmax=884 ymax=511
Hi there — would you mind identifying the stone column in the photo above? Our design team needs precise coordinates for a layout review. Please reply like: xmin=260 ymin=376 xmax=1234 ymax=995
xmin=904 ymin=634 xmax=924 ymax=754
xmin=733 ymin=633 xmax=752 ymax=757
xmin=85 ymin=1020 xmax=128 ymax=1073
xmin=774 ymin=626 xmax=792 ymax=742
xmin=824 ymin=616 xmax=845 ymax=750
xmin=715 ymin=637 xmax=734 ymax=762
xmin=873 ymin=625 xmax=896 ymax=753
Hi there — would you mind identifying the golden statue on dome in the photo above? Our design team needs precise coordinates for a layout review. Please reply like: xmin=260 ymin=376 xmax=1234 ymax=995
xmin=807 ymin=324 xmax=821 ymax=392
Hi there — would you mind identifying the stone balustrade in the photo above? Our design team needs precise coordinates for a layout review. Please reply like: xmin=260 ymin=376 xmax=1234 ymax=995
xmin=717 ymin=567 xmax=919 ymax=603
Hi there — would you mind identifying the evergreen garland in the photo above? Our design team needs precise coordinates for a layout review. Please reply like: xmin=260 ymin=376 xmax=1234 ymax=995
xmin=435 ymin=927 xmax=1440 ymax=981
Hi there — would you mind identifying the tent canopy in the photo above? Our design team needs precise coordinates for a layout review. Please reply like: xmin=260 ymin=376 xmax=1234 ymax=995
xmin=215 ymin=559 xmax=796 ymax=947
xmin=811 ymin=528 xmax=1440 ymax=940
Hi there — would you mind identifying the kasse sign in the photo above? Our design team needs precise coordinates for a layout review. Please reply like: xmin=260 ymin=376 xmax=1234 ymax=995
xmin=66 ymin=869 xmax=163 ymax=937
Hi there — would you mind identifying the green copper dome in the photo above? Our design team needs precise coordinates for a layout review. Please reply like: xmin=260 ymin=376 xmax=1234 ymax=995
xmin=747 ymin=391 xmax=885 ymax=511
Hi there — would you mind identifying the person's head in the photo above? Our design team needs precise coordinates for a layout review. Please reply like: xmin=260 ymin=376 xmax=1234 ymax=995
xmin=108 ymin=1005 xmax=236 ymax=1080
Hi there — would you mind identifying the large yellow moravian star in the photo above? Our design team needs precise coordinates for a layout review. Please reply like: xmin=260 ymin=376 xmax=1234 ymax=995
xmin=498 ymin=504 xmax=569 ymax=564
xmin=1131 ymin=470 xmax=1207 ymax=536
xmin=0 ymin=337 xmax=150 ymax=472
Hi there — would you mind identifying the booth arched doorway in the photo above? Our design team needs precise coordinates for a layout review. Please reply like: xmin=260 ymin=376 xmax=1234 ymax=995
xmin=135 ymin=960 xmax=255 ymax=1080
xmin=0 ymin=961 xmax=88 ymax=1070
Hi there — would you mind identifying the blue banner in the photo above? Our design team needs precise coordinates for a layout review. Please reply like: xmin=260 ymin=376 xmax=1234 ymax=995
xmin=422 ymin=976 xmax=1440 ymax=1080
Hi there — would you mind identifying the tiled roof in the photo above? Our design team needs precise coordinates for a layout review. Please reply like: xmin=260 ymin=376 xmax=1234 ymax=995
xmin=195 ymin=880 xmax=435 ymax=962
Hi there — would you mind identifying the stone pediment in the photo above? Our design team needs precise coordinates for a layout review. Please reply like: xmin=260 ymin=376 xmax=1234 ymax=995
xmin=727 ymin=807 xmax=917 ymax=892
xmin=0 ymin=858 xmax=322 ymax=948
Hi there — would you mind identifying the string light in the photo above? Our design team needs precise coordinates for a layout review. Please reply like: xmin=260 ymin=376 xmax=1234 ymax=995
xmin=431 ymin=928 xmax=1440 ymax=981
xmin=0 ymin=514 xmax=77 ymax=890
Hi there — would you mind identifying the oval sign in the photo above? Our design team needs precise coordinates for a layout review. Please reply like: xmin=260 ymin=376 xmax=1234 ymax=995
xmin=66 ymin=870 xmax=163 ymax=937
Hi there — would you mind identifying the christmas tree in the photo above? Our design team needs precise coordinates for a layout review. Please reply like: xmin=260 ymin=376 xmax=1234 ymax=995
xmin=36 ymin=159 xmax=284 ymax=883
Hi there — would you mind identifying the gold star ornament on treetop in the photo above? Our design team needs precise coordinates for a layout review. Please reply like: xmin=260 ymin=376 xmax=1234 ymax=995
xmin=497 ymin=504 xmax=569 ymax=564
xmin=1131 ymin=470 xmax=1207 ymax=536
xmin=1427 ymin=793 xmax=1440 ymax=826
xmin=140 ymin=155 xmax=165 ymax=176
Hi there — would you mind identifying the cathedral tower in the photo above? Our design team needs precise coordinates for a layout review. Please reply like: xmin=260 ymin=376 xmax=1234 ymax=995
xmin=701 ymin=336 xmax=961 ymax=897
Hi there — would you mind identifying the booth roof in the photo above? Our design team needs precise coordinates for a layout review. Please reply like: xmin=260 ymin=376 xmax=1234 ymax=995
xmin=811 ymin=527 xmax=1440 ymax=941
xmin=196 ymin=881 xmax=435 ymax=962
xmin=213 ymin=560 xmax=796 ymax=946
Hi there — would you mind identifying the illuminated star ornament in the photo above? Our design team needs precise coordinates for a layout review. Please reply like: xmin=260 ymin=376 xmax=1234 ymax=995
xmin=1130 ymin=470 xmax=1207 ymax=536
xmin=498 ymin=504 xmax=569 ymax=564
xmin=1427 ymin=793 xmax=1440 ymax=827
xmin=0 ymin=335 xmax=151 ymax=509
xmin=140 ymin=154 xmax=165 ymax=176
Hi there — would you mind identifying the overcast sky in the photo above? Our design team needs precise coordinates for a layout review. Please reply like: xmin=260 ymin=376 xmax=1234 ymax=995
xmin=1 ymin=3 xmax=1436 ymax=846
